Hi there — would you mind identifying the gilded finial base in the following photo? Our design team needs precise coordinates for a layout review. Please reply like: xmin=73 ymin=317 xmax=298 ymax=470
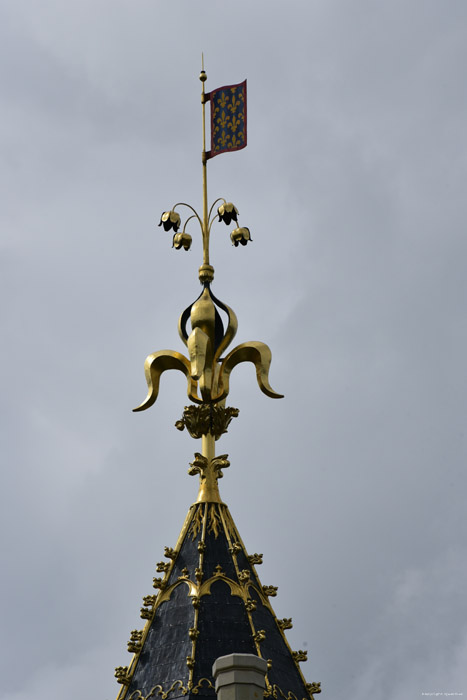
xmin=188 ymin=435 xmax=230 ymax=504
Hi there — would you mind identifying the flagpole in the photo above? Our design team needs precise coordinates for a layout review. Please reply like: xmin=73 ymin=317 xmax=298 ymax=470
xmin=200 ymin=58 xmax=210 ymax=270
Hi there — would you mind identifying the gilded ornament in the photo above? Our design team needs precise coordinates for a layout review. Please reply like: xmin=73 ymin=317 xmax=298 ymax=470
xmin=159 ymin=210 xmax=181 ymax=232
xmin=248 ymin=553 xmax=263 ymax=565
xmin=156 ymin=561 xmax=170 ymax=573
xmin=292 ymin=650 xmax=308 ymax=663
xmin=127 ymin=629 xmax=144 ymax=654
xmin=190 ymin=507 xmax=203 ymax=540
xmin=191 ymin=596 xmax=201 ymax=609
xmin=217 ymin=202 xmax=239 ymax=225
xmin=179 ymin=567 xmax=190 ymax=579
xmin=230 ymin=226 xmax=252 ymax=247
xmin=211 ymin=455 xmax=230 ymax=479
xmin=153 ymin=577 xmax=165 ymax=590
xmin=214 ymin=564 xmax=224 ymax=576
xmin=207 ymin=503 xmax=222 ymax=537
xmin=277 ymin=618 xmax=293 ymax=630
xmin=189 ymin=454 xmax=228 ymax=504
xmin=245 ymin=598 xmax=257 ymax=612
xmin=197 ymin=541 xmax=206 ymax=553
xmin=188 ymin=452 xmax=208 ymax=477
xmin=263 ymin=585 xmax=278 ymax=597
xmin=253 ymin=629 xmax=266 ymax=643
xmin=188 ymin=627 xmax=200 ymax=640
xmin=238 ymin=569 xmax=250 ymax=582
xmin=267 ymin=659 xmax=272 ymax=670
xmin=186 ymin=656 xmax=195 ymax=669
xmin=194 ymin=567 xmax=203 ymax=582
xmin=140 ymin=594 xmax=157 ymax=620
xmin=176 ymin=404 xmax=240 ymax=439
xmin=134 ymin=282 xmax=283 ymax=410
xmin=306 ymin=682 xmax=322 ymax=697
xmin=229 ymin=542 xmax=242 ymax=555
xmin=164 ymin=547 xmax=177 ymax=559
xmin=143 ymin=594 xmax=157 ymax=607
xmin=115 ymin=666 xmax=131 ymax=685
xmin=172 ymin=231 xmax=192 ymax=251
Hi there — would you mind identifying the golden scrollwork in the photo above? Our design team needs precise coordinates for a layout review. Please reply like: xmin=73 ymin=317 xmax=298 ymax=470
xmin=248 ymin=553 xmax=263 ymax=565
xmin=132 ymin=677 xmax=215 ymax=700
xmin=263 ymin=585 xmax=278 ymax=597
xmin=292 ymin=650 xmax=308 ymax=663
xmin=264 ymin=684 xmax=313 ymax=700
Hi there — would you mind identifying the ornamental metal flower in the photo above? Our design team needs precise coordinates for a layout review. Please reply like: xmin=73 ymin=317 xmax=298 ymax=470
xmin=172 ymin=231 xmax=192 ymax=251
xmin=231 ymin=227 xmax=252 ymax=247
xmin=159 ymin=210 xmax=181 ymax=232
xmin=217 ymin=202 xmax=239 ymax=225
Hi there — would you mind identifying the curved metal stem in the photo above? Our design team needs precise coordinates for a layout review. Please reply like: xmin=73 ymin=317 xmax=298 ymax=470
xmin=172 ymin=202 xmax=203 ymax=229
xmin=208 ymin=198 xmax=227 ymax=234
xmin=208 ymin=197 xmax=225 ymax=223
xmin=183 ymin=214 xmax=198 ymax=232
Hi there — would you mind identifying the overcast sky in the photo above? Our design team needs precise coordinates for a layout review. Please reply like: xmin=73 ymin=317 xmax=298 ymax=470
xmin=1 ymin=2 xmax=467 ymax=699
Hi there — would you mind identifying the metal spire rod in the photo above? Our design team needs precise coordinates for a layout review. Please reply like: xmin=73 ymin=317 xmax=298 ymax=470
xmin=200 ymin=56 xmax=210 ymax=269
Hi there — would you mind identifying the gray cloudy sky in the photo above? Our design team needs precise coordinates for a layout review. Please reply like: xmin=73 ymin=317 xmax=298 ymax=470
xmin=1 ymin=1 xmax=467 ymax=699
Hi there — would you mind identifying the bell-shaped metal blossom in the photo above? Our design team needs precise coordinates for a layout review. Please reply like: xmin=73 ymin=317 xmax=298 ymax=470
xmin=173 ymin=231 xmax=192 ymax=251
xmin=231 ymin=227 xmax=252 ymax=247
xmin=217 ymin=202 xmax=239 ymax=226
xmin=159 ymin=210 xmax=181 ymax=232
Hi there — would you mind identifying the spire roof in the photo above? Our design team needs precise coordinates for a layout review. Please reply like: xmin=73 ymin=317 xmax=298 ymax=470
xmin=115 ymin=498 xmax=321 ymax=700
